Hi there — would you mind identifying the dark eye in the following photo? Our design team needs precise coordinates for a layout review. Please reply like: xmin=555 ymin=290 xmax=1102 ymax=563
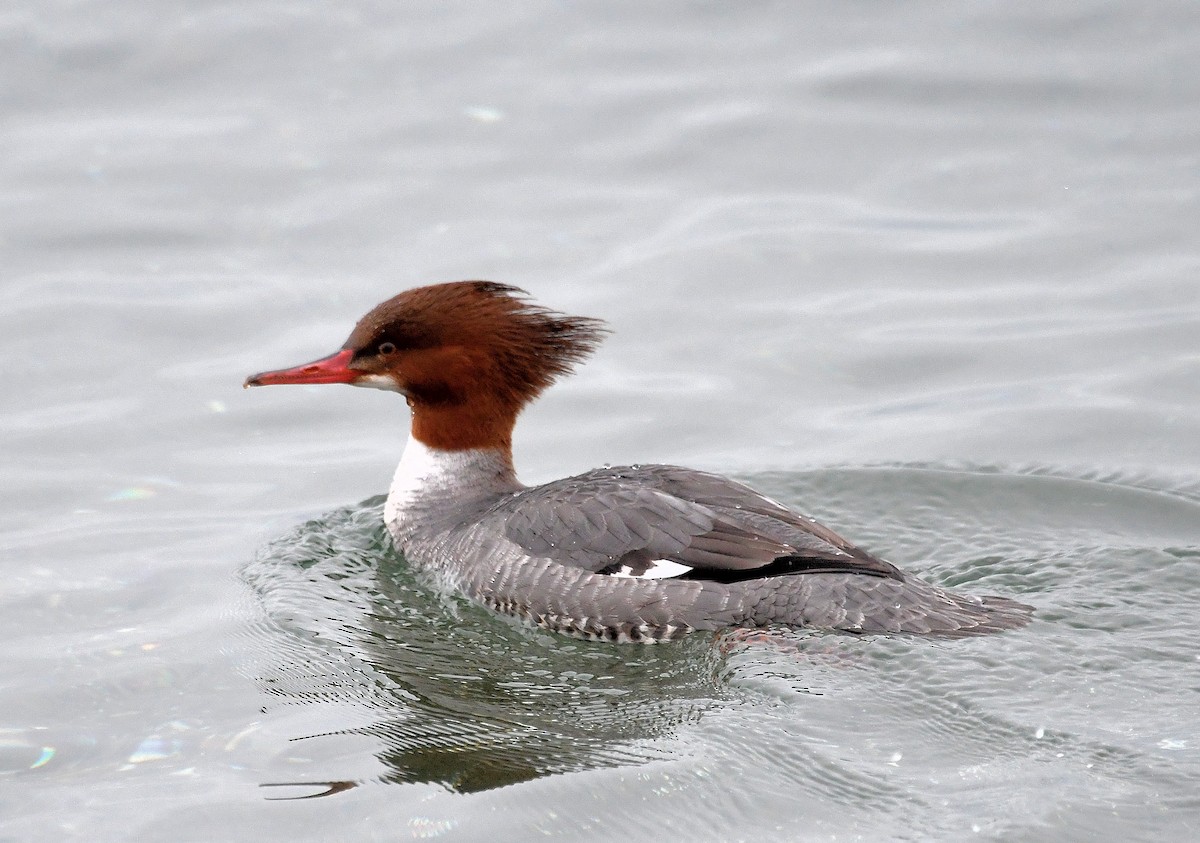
xmin=378 ymin=342 xmax=397 ymax=355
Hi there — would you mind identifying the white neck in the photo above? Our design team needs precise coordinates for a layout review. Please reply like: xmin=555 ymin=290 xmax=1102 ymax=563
xmin=384 ymin=436 xmax=520 ymax=535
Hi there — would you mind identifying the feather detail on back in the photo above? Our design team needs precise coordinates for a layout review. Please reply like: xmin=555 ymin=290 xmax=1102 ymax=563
xmin=492 ymin=464 xmax=904 ymax=583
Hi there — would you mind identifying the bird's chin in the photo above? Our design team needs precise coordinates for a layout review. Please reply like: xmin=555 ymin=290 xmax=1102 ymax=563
xmin=353 ymin=373 xmax=404 ymax=393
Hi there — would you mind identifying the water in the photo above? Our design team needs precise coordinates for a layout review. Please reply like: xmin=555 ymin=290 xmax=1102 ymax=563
xmin=3 ymin=2 xmax=1199 ymax=840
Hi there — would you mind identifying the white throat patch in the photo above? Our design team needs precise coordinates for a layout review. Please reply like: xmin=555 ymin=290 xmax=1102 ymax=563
xmin=387 ymin=438 xmax=461 ymax=510
xmin=384 ymin=438 xmax=517 ymax=532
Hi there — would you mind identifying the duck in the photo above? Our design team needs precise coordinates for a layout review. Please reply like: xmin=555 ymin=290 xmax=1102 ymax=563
xmin=245 ymin=281 xmax=1031 ymax=641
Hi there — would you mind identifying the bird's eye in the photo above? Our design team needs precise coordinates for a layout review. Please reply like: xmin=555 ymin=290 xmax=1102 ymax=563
xmin=378 ymin=342 xmax=397 ymax=355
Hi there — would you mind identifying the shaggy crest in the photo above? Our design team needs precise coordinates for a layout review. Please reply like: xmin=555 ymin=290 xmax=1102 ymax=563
xmin=344 ymin=280 xmax=609 ymax=409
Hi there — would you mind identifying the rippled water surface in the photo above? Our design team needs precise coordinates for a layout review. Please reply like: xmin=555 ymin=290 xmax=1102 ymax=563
xmin=3 ymin=2 xmax=1199 ymax=841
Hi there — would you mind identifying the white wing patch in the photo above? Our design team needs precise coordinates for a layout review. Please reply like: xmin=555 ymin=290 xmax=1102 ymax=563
xmin=608 ymin=559 xmax=693 ymax=579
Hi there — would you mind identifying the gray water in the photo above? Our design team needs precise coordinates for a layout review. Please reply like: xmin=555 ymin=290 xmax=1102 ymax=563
xmin=3 ymin=2 xmax=1200 ymax=840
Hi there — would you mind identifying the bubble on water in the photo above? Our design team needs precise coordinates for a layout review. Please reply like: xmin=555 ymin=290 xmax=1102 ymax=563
xmin=408 ymin=817 xmax=458 ymax=839
xmin=128 ymin=736 xmax=182 ymax=764
xmin=0 ymin=734 xmax=57 ymax=773
xmin=127 ymin=721 xmax=191 ymax=764
xmin=107 ymin=487 xmax=155 ymax=502
xmin=462 ymin=106 xmax=503 ymax=123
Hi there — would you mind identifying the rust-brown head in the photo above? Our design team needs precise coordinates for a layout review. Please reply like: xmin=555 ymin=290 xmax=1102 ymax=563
xmin=244 ymin=281 xmax=608 ymax=451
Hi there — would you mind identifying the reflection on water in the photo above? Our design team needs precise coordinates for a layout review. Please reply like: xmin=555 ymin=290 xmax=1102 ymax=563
xmin=237 ymin=464 xmax=1200 ymax=837
xmin=242 ymin=499 xmax=727 ymax=793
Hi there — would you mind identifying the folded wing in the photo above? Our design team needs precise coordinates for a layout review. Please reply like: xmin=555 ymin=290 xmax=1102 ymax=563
xmin=495 ymin=465 xmax=903 ymax=583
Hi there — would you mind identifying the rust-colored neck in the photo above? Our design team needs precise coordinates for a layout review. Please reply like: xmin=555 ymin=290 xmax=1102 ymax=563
xmin=407 ymin=392 xmax=519 ymax=455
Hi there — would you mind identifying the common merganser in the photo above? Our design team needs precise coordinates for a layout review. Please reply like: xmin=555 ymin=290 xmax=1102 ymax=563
xmin=245 ymin=281 xmax=1032 ymax=641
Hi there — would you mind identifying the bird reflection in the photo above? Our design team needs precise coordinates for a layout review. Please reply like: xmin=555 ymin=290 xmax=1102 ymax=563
xmin=259 ymin=780 xmax=358 ymax=800
xmin=246 ymin=502 xmax=725 ymax=794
